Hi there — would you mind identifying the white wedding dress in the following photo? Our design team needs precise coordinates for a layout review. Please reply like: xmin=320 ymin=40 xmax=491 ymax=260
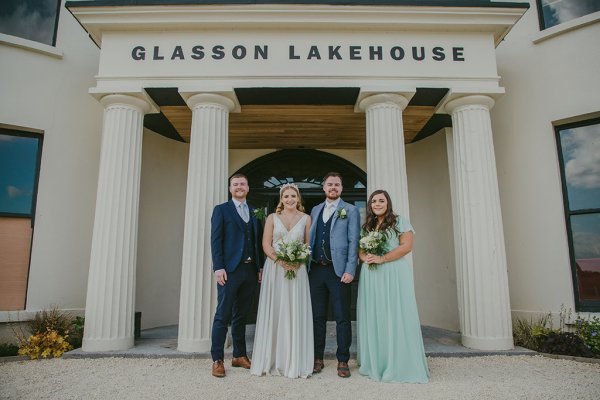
xmin=251 ymin=214 xmax=314 ymax=378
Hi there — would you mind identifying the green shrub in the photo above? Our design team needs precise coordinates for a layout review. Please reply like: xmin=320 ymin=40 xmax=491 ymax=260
xmin=538 ymin=331 xmax=594 ymax=358
xmin=68 ymin=316 xmax=85 ymax=349
xmin=0 ymin=343 xmax=19 ymax=357
xmin=574 ymin=316 xmax=600 ymax=355
xmin=513 ymin=314 xmax=553 ymax=351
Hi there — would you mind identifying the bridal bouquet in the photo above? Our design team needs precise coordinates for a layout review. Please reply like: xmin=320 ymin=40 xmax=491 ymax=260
xmin=275 ymin=239 xmax=311 ymax=280
xmin=359 ymin=230 xmax=387 ymax=270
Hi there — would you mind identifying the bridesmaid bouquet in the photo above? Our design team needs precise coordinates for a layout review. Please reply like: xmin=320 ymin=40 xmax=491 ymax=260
xmin=359 ymin=230 xmax=387 ymax=270
xmin=275 ymin=239 xmax=312 ymax=280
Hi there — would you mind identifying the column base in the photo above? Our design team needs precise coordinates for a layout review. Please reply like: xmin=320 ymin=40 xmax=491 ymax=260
xmin=82 ymin=336 xmax=134 ymax=352
xmin=177 ymin=337 xmax=212 ymax=353
xmin=461 ymin=334 xmax=514 ymax=351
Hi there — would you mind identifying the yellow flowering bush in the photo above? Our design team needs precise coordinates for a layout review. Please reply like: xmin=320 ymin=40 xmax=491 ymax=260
xmin=18 ymin=328 xmax=73 ymax=360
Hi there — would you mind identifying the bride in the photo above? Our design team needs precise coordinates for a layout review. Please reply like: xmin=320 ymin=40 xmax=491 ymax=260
xmin=250 ymin=183 xmax=314 ymax=378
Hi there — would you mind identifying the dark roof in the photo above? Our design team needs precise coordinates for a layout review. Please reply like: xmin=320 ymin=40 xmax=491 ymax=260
xmin=65 ymin=1 xmax=529 ymax=9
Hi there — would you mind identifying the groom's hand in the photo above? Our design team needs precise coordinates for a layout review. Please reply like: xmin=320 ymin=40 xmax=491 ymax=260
xmin=340 ymin=272 xmax=354 ymax=284
xmin=215 ymin=269 xmax=227 ymax=286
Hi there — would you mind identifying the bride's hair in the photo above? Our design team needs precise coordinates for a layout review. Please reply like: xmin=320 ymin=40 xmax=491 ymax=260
xmin=276 ymin=184 xmax=305 ymax=214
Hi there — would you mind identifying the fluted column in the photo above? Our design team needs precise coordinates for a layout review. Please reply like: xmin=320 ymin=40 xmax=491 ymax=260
xmin=359 ymin=93 xmax=411 ymax=218
xmin=445 ymin=95 xmax=513 ymax=350
xmin=178 ymin=93 xmax=234 ymax=352
xmin=83 ymin=94 xmax=152 ymax=351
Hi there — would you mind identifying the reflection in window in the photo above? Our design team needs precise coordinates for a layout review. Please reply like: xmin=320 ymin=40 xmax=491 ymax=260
xmin=571 ymin=214 xmax=600 ymax=301
xmin=0 ymin=0 xmax=61 ymax=46
xmin=557 ymin=118 xmax=600 ymax=308
xmin=0 ymin=130 xmax=42 ymax=216
xmin=241 ymin=149 xmax=367 ymax=191
xmin=537 ymin=0 xmax=600 ymax=30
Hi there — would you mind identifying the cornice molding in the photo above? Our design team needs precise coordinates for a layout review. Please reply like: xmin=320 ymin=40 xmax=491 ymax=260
xmin=67 ymin=4 xmax=527 ymax=47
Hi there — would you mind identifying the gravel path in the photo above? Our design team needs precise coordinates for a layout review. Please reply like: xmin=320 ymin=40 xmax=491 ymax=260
xmin=1 ymin=356 xmax=599 ymax=399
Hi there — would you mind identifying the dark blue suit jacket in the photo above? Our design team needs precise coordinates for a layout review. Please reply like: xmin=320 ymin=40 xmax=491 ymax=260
xmin=210 ymin=200 xmax=263 ymax=272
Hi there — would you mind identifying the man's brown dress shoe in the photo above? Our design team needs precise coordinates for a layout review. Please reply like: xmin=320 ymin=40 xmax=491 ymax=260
xmin=337 ymin=361 xmax=351 ymax=378
xmin=212 ymin=360 xmax=225 ymax=377
xmin=231 ymin=356 xmax=251 ymax=369
xmin=313 ymin=358 xmax=324 ymax=374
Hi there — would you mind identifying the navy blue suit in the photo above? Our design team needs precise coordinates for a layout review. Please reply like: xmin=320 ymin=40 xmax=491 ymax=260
xmin=210 ymin=200 xmax=263 ymax=361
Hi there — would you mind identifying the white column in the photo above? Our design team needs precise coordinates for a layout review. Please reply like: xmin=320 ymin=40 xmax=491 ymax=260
xmin=83 ymin=94 xmax=152 ymax=351
xmin=359 ymin=93 xmax=411 ymax=218
xmin=445 ymin=95 xmax=513 ymax=350
xmin=178 ymin=93 xmax=234 ymax=352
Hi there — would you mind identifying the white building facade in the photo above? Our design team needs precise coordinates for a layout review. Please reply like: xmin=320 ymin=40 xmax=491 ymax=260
xmin=1 ymin=0 xmax=598 ymax=352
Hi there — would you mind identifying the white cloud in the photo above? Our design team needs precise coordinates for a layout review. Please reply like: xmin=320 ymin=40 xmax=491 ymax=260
xmin=574 ymin=230 xmax=600 ymax=259
xmin=563 ymin=124 xmax=600 ymax=189
xmin=6 ymin=185 xmax=25 ymax=198
xmin=547 ymin=0 xmax=599 ymax=24
xmin=0 ymin=3 xmax=56 ymax=44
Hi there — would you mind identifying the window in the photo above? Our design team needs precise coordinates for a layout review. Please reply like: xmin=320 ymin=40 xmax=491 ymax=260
xmin=0 ymin=0 xmax=61 ymax=46
xmin=556 ymin=118 xmax=600 ymax=310
xmin=537 ymin=0 xmax=600 ymax=30
xmin=0 ymin=129 xmax=42 ymax=217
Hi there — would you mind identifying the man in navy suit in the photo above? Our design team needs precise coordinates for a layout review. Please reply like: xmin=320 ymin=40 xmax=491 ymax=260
xmin=210 ymin=174 xmax=263 ymax=378
xmin=309 ymin=172 xmax=360 ymax=378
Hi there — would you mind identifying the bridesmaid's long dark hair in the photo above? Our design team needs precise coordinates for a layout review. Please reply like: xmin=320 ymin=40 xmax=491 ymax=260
xmin=362 ymin=190 xmax=401 ymax=236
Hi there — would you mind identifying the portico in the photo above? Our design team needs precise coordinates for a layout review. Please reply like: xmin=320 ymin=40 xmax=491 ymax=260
xmin=66 ymin=0 xmax=527 ymax=353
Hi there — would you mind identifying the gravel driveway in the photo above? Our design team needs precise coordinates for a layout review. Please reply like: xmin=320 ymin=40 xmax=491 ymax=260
xmin=1 ymin=355 xmax=599 ymax=399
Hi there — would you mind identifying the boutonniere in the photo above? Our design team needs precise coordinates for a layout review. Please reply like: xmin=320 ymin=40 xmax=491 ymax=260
xmin=253 ymin=207 xmax=267 ymax=221
xmin=337 ymin=208 xmax=347 ymax=219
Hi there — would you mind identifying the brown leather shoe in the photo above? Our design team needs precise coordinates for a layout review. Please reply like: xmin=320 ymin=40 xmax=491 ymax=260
xmin=337 ymin=361 xmax=351 ymax=378
xmin=231 ymin=356 xmax=251 ymax=369
xmin=212 ymin=360 xmax=225 ymax=377
xmin=313 ymin=358 xmax=324 ymax=374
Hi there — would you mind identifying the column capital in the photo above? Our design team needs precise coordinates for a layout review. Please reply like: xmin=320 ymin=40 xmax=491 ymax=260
xmin=184 ymin=93 xmax=236 ymax=112
xmin=99 ymin=94 xmax=156 ymax=114
xmin=445 ymin=95 xmax=495 ymax=114
xmin=358 ymin=93 xmax=410 ymax=112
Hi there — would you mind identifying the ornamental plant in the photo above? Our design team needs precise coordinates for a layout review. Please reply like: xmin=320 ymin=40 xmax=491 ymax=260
xmin=17 ymin=328 xmax=72 ymax=360
xmin=574 ymin=316 xmax=600 ymax=355
xmin=14 ymin=306 xmax=81 ymax=359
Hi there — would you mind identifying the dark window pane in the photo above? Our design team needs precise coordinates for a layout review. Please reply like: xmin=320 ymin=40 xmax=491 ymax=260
xmin=559 ymin=122 xmax=600 ymax=210
xmin=0 ymin=133 xmax=40 ymax=215
xmin=571 ymin=213 xmax=600 ymax=301
xmin=0 ymin=0 xmax=60 ymax=46
xmin=539 ymin=0 xmax=600 ymax=29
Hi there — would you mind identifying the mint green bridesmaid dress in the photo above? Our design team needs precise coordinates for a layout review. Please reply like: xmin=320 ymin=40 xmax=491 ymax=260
xmin=357 ymin=217 xmax=430 ymax=383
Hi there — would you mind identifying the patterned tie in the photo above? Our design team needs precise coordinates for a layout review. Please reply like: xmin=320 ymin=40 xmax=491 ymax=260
xmin=239 ymin=203 xmax=249 ymax=223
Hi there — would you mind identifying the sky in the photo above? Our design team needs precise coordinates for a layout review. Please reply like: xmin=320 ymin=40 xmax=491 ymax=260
xmin=0 ymin=134 xmax=39 ymax=215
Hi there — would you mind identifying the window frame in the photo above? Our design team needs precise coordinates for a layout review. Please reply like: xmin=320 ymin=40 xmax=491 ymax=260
xmin=536 ymin=0 xmax=600 ymax=31
xmin=0 ymin=128 xmax=43 ymax=221
xmin=555 ymin=116 xmax=600 ymax=311
xmin=0 ymin=0 xmax=62 ymax=47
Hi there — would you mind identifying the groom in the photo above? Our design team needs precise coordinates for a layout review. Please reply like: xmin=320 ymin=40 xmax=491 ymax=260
xmin=210 ymin=174 xmax=263 ymax=378
xmin=309 ymin=172 xmax=360 ymax=378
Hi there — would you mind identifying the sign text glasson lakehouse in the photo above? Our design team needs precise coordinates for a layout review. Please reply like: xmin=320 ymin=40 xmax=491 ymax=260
xmin=131 ymin=44 xmax=466 ymax=62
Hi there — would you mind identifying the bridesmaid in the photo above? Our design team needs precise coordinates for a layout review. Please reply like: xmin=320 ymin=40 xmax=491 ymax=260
xmin=357 ymin=189 xmax=429 ymax=383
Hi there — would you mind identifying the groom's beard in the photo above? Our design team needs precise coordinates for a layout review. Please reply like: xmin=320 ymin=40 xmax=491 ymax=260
xmin=326 ymin=190 xmax=341 ymax=200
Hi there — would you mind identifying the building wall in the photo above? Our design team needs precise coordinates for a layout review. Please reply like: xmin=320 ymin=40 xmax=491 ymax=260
xmin=492 ymin=2 xmax=600 ymax=319
xmin=0 ymin=4 xmax=101 ymax=313
xmin=4 ymin=1 xmax=597 ymax=334
xmin=407 ymin=133 xmax=459 ymax=331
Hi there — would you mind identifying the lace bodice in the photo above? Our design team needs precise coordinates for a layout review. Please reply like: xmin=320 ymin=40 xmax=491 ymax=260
xmin=272 ymin=214 xmax=308 ymax=250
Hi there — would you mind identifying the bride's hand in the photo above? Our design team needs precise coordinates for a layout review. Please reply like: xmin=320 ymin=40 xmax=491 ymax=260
xmin=278 ymin=261 xmax=298 ymax=271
